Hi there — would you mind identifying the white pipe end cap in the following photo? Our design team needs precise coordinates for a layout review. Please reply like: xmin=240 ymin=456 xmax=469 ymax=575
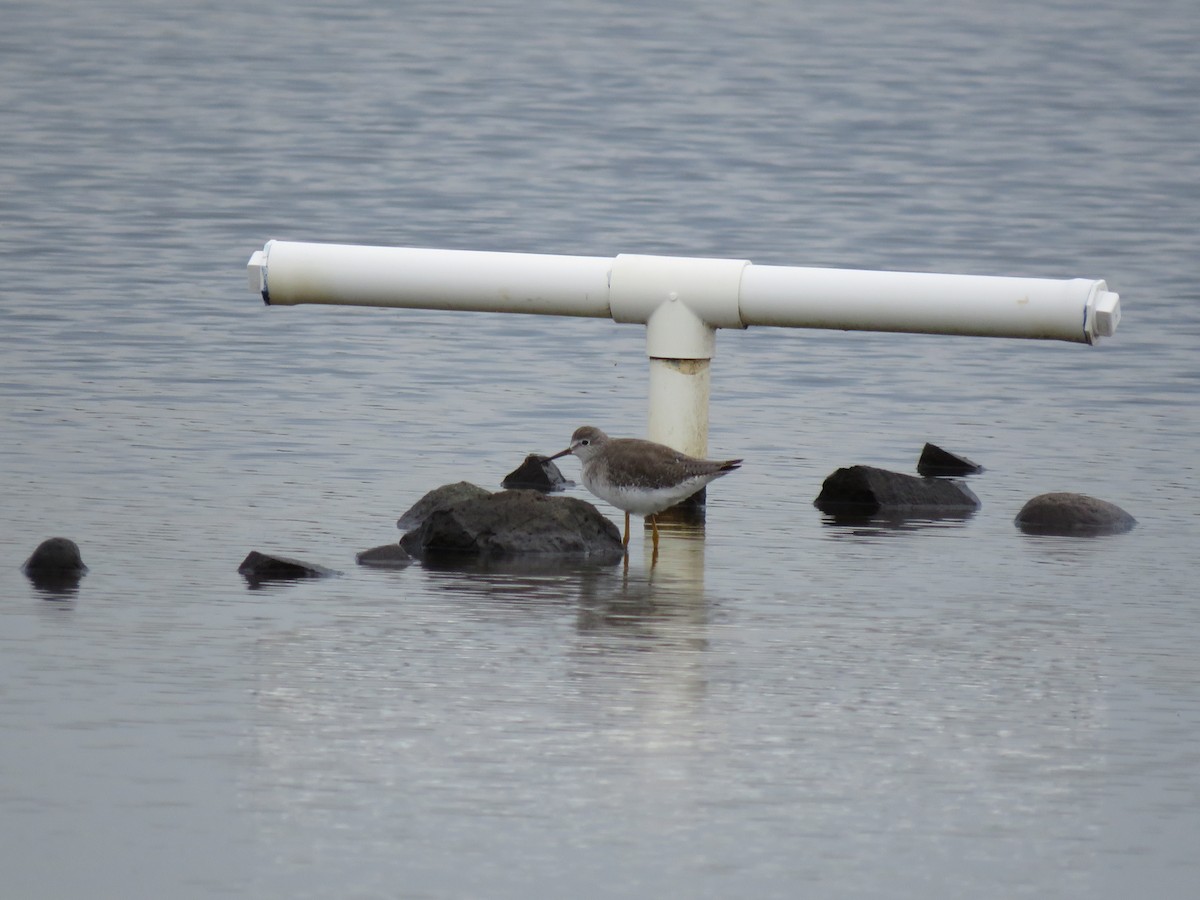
xmin=247 ymin=250 xmax=266 ymax=294
xmin=1092 ymin=291 xmax=1121 ymax=338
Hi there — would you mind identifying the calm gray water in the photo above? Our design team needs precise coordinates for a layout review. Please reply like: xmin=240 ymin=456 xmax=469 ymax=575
xmin=2 ymin=0 xmax=1198 ymax=897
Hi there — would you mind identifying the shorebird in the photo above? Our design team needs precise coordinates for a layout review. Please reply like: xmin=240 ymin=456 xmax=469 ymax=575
xmin=547 ymin=425 xmax=742 ymax=551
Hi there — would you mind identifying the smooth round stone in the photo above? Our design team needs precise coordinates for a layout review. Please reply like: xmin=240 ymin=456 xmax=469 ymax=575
xmin=1015 ymin=492 xmax=1136 ymax=535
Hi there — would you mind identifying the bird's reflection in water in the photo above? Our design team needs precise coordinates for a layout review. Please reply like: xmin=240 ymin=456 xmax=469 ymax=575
xmin=576 ymin=513 xmax=711 ymax=649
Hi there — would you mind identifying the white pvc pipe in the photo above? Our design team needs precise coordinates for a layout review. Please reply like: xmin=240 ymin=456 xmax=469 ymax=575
xmin=247 ymin=240 xmax=1121 ymax=460
xmin=648 ymin=358 xmax=711 ymax=459
xmin=248 ymin=240 xmax=1120 ymax=346
xmin=250 ymin=240 xmax=613 ymax=318
xmin=738 ymin=265 xmax=1119 ymax=344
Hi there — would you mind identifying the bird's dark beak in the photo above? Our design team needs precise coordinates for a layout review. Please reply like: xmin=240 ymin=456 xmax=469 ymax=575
xmin=546 ymin=447 xmax=572 ymax=461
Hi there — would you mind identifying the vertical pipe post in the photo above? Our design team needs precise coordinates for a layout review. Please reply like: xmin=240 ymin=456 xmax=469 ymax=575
xmin=610 ymin=254 xmax=748 ymax=457
xmin=644 ymin=298 xmax=717 ymax=458
xmin=648 ymin=359 xmax=713 ymax=457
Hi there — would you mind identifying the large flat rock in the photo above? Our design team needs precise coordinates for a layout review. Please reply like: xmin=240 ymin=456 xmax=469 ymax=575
xmin=815 ymin=465 xmax=980 ymax=513
xmin=400 ymin=488 xmax=624 ymax=563
xmin=397 ymin=481 xmax=492 ymax=531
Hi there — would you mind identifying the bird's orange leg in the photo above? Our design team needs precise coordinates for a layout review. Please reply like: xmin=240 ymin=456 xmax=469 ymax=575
xmin=622 ymin=511 xmax=631 ymax=548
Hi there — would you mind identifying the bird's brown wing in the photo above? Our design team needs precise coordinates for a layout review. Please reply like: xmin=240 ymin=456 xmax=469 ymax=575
xmin=601 ymin=439 xmax=740 ymax=486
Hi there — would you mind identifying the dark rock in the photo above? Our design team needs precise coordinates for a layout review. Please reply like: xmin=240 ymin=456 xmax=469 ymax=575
xmin=1015 ymin=492 xmax=1136 ymax=535
xmin=238 ymin=550 xmax=340 ymax=585
xmin=356 ymin=543 xmax=415 ymax=568
xmin=397 ymin=481 xmax=492 ymax=531
xmin=23 ymin=537 xmax=87 ymax=596
xmin=400 ymin=489 xmax=624 ymax=563
xmin=501 ymin=453 xmax=571 ymax=491
xmin=23 ymin=537 xmax=88 ymax=576
xmin=815 ymin=465 xmax=980 ymax=513
xmin=917 ymin=443 xmax=983 ymax=476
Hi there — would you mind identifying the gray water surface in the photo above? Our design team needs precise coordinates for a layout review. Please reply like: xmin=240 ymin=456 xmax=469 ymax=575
xmin=2 ymin=1 xmax=1198 ymax=898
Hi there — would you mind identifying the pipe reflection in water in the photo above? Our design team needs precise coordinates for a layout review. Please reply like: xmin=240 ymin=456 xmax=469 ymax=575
xmin=576 ymin=513 xmax=709 ymax=640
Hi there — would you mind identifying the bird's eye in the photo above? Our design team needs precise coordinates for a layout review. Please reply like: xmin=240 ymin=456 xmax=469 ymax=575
xmin=580 ymin=439 xmax=590 ymax=446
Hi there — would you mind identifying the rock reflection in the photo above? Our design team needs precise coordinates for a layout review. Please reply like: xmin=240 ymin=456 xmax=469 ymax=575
xmin=407 ymin=513 xmax=715 ymax=649
xmin=27 ymin=572 xmax=84 ymax=601
xmin=1019 ymin=531 xmax=1128 ymax=561
xmin=818 ymin=507 xmax=978 ymax=537
xmin=417 ymin=554 xmax=619 ymax=578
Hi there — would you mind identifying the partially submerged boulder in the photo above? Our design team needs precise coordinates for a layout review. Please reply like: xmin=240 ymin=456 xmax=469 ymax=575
xmin=917 ymin=443 xmax=983 ymax=476
xmin=400 ymin=488 xmax=624 ymax=562
xmin=1015 ymin=492 xmax=1136 ymax=535
xmin=356 ymin=543 xmax=415 ymax=569
xmin=397 ymin=481 xmax=492 ymax=531
xmin=238 ymin=550 xmax=340 ymax=585
xmin=23 ymin=537 xmax=87 ymax=594
xmin=23 ymin=537 xmax=88 ymax=577
xmin=501 ymin=453 xmax=571 ymax=491
xmin=815 ymin=465 xmax=980 ymax=514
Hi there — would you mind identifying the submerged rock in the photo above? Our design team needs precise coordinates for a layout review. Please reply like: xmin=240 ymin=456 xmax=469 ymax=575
xmin=815 ymin=465 xmax=980 ymax=513
xmin=917 ymin=442 xmax=983 ymax=476
xmin=501 ymin=453 xmax=571 ymax=491
xmin=397 ymin=481 xmax=492 ymax=531
xmin=356 ymin=543 xmax=415 ymax=568
xmin=238 ymin=550 xmax=341 ymax=585
xmin=400 ymin=488 xmax=624 ymax=562
xmin=23 ymin=537 xmax=88 ymax=595
xmin=1015 ymin=492 xmax=1136 ymax=535
xmin=23 ymin=537 xmax=88 ymax=577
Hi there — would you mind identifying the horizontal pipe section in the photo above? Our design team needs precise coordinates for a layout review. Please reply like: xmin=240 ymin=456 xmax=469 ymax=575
xmin=253 ymin=240 xmax=614 ymax=318
xmin=738 ymin=265 xmax=1111 ymax=344
xmin=248 ymin=241 xmax=1119 ymax=344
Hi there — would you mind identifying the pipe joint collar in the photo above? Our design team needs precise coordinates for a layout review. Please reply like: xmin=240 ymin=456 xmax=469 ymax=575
xmin=610 ymin=253 xmax=749 ymax=336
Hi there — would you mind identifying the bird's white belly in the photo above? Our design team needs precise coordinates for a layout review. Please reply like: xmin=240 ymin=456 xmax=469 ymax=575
xmin=583 ymin=472 xmax=706 ymax=516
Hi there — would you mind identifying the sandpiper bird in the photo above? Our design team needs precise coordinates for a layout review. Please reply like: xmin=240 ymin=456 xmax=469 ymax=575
xmin=547 ymin=425 xmax=743 ymax=551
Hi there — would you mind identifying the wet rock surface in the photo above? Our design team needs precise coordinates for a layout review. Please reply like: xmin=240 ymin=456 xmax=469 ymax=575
xmin=23 ymin=537 xmax=88 ymax=576
xmin=399 ymin=488 xmax=624 ymax=563
xmin=1015 ymin=492 xmax=1136 ymax=535
xmin=815 ymin=465 xmax=980 ymax=513
xmin=397 ymin=481 xmax=492 ymax=531
xmin=238 ymin=550 xmax=341 ymax=585
xmin=917 ymin=442 xmax=983 ymax=476
xmin=23 ymin=537 xmax=88 ymax=595
xmin=501 ymin=453 xmax=571 ymax=491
